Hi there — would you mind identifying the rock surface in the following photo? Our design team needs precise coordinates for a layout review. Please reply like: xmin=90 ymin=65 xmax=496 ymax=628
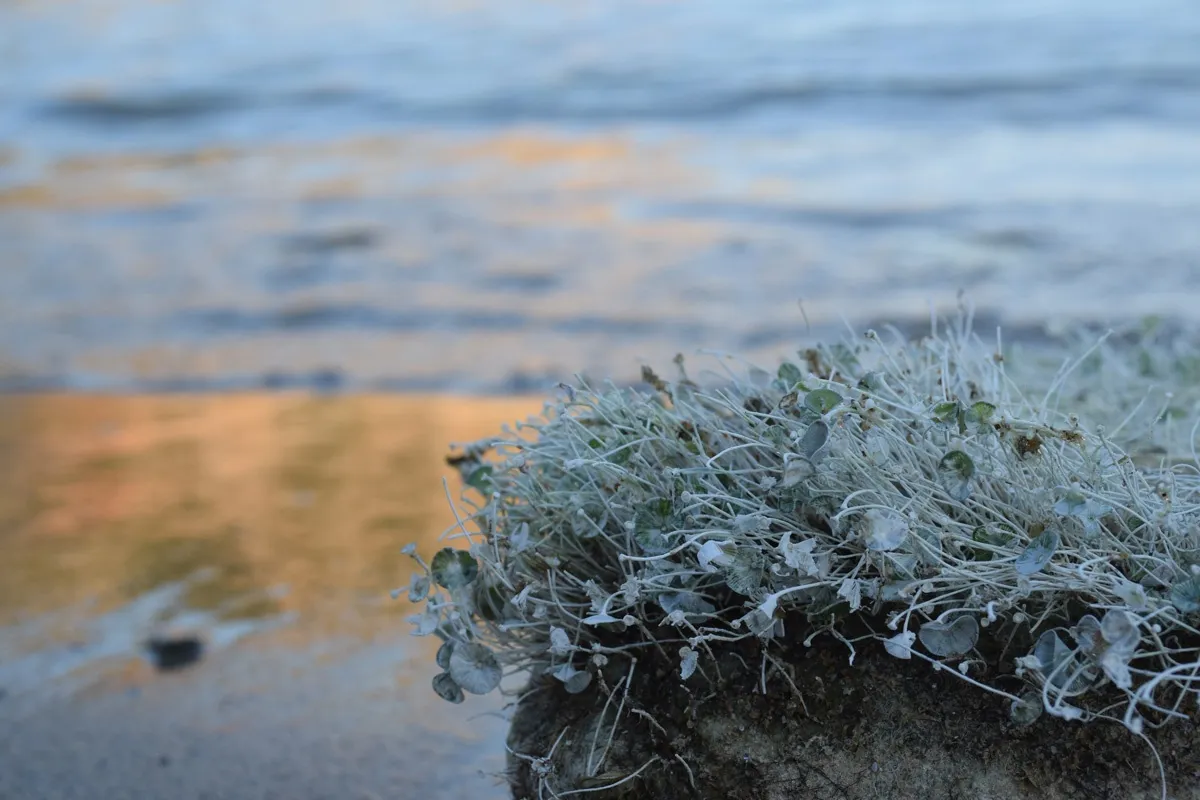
xmin=508 ymin=627 xmax=1200 ymax=800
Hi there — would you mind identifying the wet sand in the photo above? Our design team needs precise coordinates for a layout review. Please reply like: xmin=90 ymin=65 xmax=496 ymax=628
xmin=1 ymin=635 xmax=509 ymax=800
xmin=0 ymin=394 xmax=542 ymax=800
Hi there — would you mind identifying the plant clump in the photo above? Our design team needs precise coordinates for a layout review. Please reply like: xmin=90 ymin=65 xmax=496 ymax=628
xmin=399 ymin=307 xmax=1200 ymax=798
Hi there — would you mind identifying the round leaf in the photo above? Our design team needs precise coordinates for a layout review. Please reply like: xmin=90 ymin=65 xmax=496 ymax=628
xmin=473 ymin=580 xmax=508 ymax=622
xmin=432 ymin=671 xmax=465 ymax=704
xmin=448 ymin=642 xmax=503 ymax=695
xmin=436 ymin=640 xmax=454 ymax=670
xmin=465 ymin=465 xmax=494 ymax=493
xmin=919 ymin=615 xmax=979 ymax=657
xmin=1114 ymin=579 xmax=1150 ymax=611
xmin=932 ymin=401 xmax=960 ymax=424
xmin=679 ymin=646 xmax=699 ymax=680
xmin=697 ymin=540 xmax=731 ymax=572
xmin=798 ymin=420 xmax=830 ymax=461
xmin=1010 ymin=692 xmax=1042 ymax=726
xmin=408 ymin=573 xmax=431 ymax=603
xmin=1033 ymin=629 xmax=1096 ymax=692
xmin=1169 ymin=575 xmax=1200 ymax=613
xmin=1015 ymin=529 xmax=1060 ymax=576
xmin=723 ymin=547 xmax=766 ymax=596
xmin=549 ymin=626 xmax=573 ymax=655
xmin=1072 ymin=614 xmax=1103 ymax=655
xmin=658 ymin=592 xmax=716 ymax=618
xmin=884 ymin=631 xmax=916 ymax=660
xmin=431 ymin=547 xmax=479 ymax=589
xmin=634 ymin=527 xmax=671 ymax=556
xmin=1100 ymin=609 xmax=1139 ymax=653
xmin=1054 ymin=489 xmax=1088 ymax=517
xmin=805 ymin=389 xmax=841 ymax=415
xmin=938 ymin=450 xmax=975 ymax=501
xmin=862 ymin=508 xmax=908 ymax=551
xmin=552 ymin=663 xmax=593 ymax=694
xmin=777 ymin=362 xmax=804 ymax=388
xmin=1034 ymin=630 xmax=1072 ymax=675
xmin=966 ymin=402 xmax=996 ymax=425
xmin=564 ymin=670 xmax=593 ymax=694
xmin=779 ymin=455 xmax=816 ymax=488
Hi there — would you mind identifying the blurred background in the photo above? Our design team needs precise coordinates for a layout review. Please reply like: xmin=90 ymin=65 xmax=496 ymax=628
xmin=1 ymin=0 xmax=1199 ymax=797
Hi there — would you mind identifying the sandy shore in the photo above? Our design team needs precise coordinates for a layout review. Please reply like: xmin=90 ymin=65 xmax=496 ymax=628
xmin=0 ymin=630 xmax=508 ymax=800
xmin=0 ymin=394 xmax=538 ymax=800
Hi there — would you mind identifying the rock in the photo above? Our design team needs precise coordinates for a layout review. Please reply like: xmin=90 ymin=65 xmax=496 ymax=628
xmin=145 ymin=636 xmax=204 ymax=672
xmin=507 ymin=626 xmax=1200 ymax=800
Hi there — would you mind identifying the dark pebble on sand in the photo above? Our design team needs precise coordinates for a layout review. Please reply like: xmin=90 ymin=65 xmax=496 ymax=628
xmin=146 ymin=636 xmax=205 ymax=671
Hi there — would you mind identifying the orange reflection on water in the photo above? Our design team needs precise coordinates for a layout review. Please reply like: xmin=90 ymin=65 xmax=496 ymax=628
xmin=0 ymin=393 xmax=541 ymax=635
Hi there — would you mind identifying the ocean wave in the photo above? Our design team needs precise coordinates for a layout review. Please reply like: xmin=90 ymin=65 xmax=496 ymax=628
xmin=173 ymin=304 xmax=719 ymax=338
xmin=41 ymin=92 xmax=250 ymax=123
xmin=36 ymin=64 xmax=1200 ymax=127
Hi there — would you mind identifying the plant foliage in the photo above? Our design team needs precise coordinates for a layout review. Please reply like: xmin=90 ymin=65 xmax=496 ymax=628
xmin=400 ymin=306 xmax=1200 ymax=780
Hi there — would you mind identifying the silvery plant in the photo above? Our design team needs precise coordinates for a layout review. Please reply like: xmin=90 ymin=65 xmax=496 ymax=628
xmin=400 ymin=306 xmax=1200 ymax=799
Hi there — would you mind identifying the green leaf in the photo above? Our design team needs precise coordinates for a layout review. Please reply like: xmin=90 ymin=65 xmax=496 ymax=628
xmin=765 ymin=425 xmax=792 ymax=450
xmin=804 ymin=388 xmax=842 ymax=415
xmin=466 ymin=465 xmax=494 ymax=493
xmin=634 ymin=499 xmax=673 ymax=554
xmin=778 ymin=362 xmax=804 ymax=388
xmin=933 ymin=401 xmax=961 ymax=424
xmin=966 ymin=402 xmax=996 ymax=425
xmin=970 ymin=526 xmax=1012 ymax=561
xmin=857 ymin=371 xmax=884 ymax=391
xmin=938 ymin=450 xmax=975 ymax=501
xmin=608 ymin=446 xmax=632 ymax=465
xmin=807 ymin=600 xmax=851 ymax=623
xmin=431 ymin=547 xmax=479 ymax=589
xmin=634 ymin=527 xmax=670 ymax=556
xmin=829 ymin=343 xmax=861 ymax=371
xmin=473 ymin=580 xmax=508 ymax=622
